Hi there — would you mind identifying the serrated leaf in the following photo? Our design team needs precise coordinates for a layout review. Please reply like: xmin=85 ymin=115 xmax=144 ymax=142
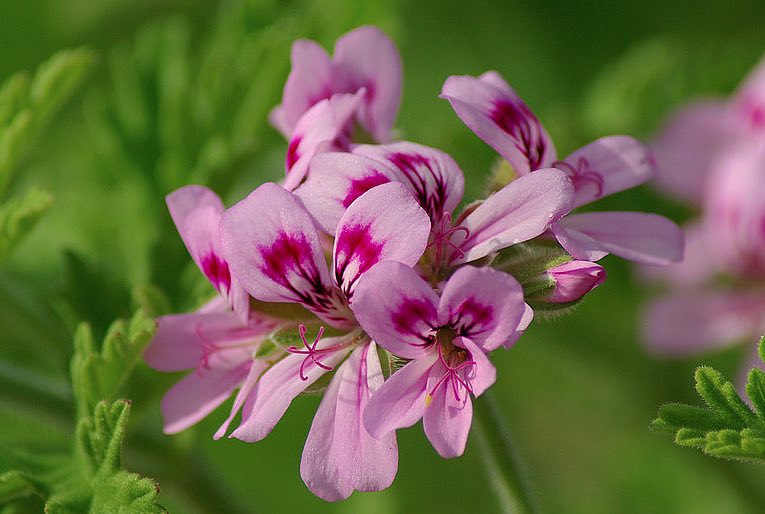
xmin=0 ymin=187 xmax=53 ymax=261
xmin=656 ymin=403 xmax=726 ymax=431
xmin=695 ymin=366 xmax=758 ymax=428
xmin=746 ymin=368 xmax=765 ymax=421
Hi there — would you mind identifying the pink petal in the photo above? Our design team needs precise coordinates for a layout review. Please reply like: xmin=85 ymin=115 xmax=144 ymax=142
xmin=333 ymin=26 xmax=402 ymax=142
xmin=283 ymin=92 xmax=364 ymax=191
xmin=559 ymin=135 xmax=656 ymax=208
xmin=295 ymin=152 xmax=399 ymax=234
xmin=555 ymin=211 xmax=684 ymax=265
xmin=352 ymin=261 xmax=439 ymax=359
xmin=438 ymin=266 xmax=525 ymax=351
xmin=643 ymin=291 xmax=765 ymax=357
xmin=456 ymin=336 xmax=496 ymax=398
xmin=440 ymin=71 xmax=556 ymax=174
xmin=453 ymin=168 xmax=574 ymax=263
xmin=362 ymin=352 xmax=439 ymax=438
xmin=231 ymin=336 xmax=351 ymax=442
xmin=651 ymin=101 xmax=733 ymax=204
xmin=273 ymin=39 xmax=334 ymax=137
xmin=502 ymin=302 xmax=534 ymax=349
xmin=166 ymin=185 xmax=249 ymax=320
xmin=301 ymin=342 xmax=398 ymax=501
xmin=422 ymin=360 xmax=474 ymax=459
xmin=333 ymin=182 xmax=430 ymax=298
xmin=354 ymin=142 xmax=465 ymax=224
xmin=214 ymin=359 xmax=270 ymax=440
xmin=161 ymin=363 xmax=250 ymax=434
xmin=732 ymin=53 xmax=765 ymax=134
xmin=220 ymin=183 xmax=353 ymax=328
xmin=638 ymin=222 xmax=719 ymax=288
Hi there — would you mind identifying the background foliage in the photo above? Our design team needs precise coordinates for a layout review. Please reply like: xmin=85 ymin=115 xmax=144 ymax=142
xmin=1 ymin=0 xmax=765 ymax=512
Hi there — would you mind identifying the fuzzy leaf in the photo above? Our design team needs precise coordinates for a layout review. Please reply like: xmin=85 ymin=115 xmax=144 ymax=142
xmin=0 ymin=187 xmax=53 ymax=261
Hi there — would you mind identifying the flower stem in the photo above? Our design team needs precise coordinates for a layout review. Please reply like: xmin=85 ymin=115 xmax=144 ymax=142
xmin=474 ymin=390 xmax=536 ymax=514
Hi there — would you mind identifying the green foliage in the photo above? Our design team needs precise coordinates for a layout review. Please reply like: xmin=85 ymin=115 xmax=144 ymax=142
xmin=652 ymin=337 xmax=765 ymax=463
xmin=0 ymin=187 xmax=53 ymax=261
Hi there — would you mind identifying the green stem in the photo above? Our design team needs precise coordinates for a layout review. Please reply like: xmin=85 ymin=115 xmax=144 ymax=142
xmin=473 ymin=390 xmax=536 ymax=514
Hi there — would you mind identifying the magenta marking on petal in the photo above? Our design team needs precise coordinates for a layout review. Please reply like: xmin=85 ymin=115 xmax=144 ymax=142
xmin=388 ymin=152 xmax=450 ymax=221
xmin=201 ymin=252 xmax=232 ymax=294
xmin=334 ymin=223 xmax=383 ymax=296
xmin=429 ymin=344 xmax=476 ymax=403
xmin=286 ymin=135 xmax=302 ymax=170
xmin=390 ymin=298 xmax=438 ymax=347
xmin=554 ymin=157 xmax=604 ymax=198
xmin=342 ymin=172 xmax=390 ymax=208
xmin=449 ymin=298 xmax=494 ymax=338
xmin=489 ymin=99 xmax=547 ymax=170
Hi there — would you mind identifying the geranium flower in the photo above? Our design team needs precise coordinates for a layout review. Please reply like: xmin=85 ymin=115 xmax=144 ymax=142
xmin=441 ymin=71 xmax=683 ymax=265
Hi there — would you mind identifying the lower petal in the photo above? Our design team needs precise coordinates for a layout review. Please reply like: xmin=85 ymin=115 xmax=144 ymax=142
xmin=422 ymin=370 xmax=474 ymax=458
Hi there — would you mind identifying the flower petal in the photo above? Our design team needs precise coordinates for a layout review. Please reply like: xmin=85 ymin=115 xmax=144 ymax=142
xmin=166 ymin=185 xmax=249 ymax=320
xmin=458 ymin=337 xmax=496 ymax=398
xmin=354 ymin=142 xmax=465 ymax=224
xmin=559 ymin=135 xmax=656 ymax=208
xmin=440 ymin=71 xmax=556 ymax=174
xmin=272 ymin=39 xmax=334 ymax=137
xmin=362 ymin=352 xmax=439 ymax=438
xmin=214 ymin=359 xmax=270 ymax=440
xmin=732 ymin=53 xmax=765 ymax=134
xmin=502 ymin=302 xmax=534 ymax=349
xmin=422 ymin=361 xmax=474 ymax=458
xmin=555 ymin=212 xmax=684 ymax=265
xmin=333 ymin=26 xmax=402 ymax=142
xmin=333 ymin=182 xmax=430 ymax=298
xmin=220 ymin=183 xmax=353 ymax=328
xmin=231 ymin=336 xmax=351 ymax=442
xmin=438 ymin=266 xmax=525 ymax=351
xmin=296 ymin=152 xmax=399 ymax=234
xmin=352 ymin=261 xmax=439 ymax=359
xmin=161 ymin=363 xmax=250 ymax=434
xmin=453 ymin=168 xmax=574 ymax=264
xmin=643 ymin=291 xmax=765 ymax=357
xmin=301 ymin=342 xmax=398 ymax=501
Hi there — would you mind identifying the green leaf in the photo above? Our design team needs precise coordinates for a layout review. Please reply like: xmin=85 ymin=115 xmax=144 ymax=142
xmin=71 ymin=311 xmax=157 ymax=419
xmin=0 ymin=187 xmax=53 ymax=261
xmin=653 ymin=336 xmax=765 ymax=463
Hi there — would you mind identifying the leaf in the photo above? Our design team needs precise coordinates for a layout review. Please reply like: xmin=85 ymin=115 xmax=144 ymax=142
xmin=0 ymin=187 xmax=53 ymax=261
xmin=70 ymin=311 xmax=157 ymax=419
xmin=652 ymin=335 xmax=765 ymax=463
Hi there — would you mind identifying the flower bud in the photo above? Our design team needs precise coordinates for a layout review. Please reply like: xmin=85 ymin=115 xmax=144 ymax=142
xmin=546 ymin=260 xmax=606 ymax=304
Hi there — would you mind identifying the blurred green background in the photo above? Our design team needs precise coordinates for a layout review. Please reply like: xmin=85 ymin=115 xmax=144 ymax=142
xmin=2 ymin=0 xmax=765 ymax=512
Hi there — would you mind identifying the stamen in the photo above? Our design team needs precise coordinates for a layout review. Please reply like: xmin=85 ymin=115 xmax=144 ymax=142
xmin=554 ymin=158 xmax=604 ymax=198
xmin=427 ymin=344 xmax=477 ymax=404
xmin=286 ymin=324 xmax=336 ymax=381
xmin=426 ymin=212 xmax=471 ymax=265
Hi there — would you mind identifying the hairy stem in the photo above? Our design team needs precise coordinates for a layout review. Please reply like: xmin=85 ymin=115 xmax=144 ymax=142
xmin=473 ymin=390 xmax=536 ymax=514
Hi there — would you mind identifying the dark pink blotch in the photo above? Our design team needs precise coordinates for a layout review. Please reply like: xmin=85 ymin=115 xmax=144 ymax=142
xmin=489 ymin=99 xmax=547 ymax=170
xmin=390 ymin=297 xmax=438 ymax=346
xmin=334 ymin=223 xmax=383 ymax=294
xmin=342 ymin=172 xmax=391 ymax=208
xmin=449 ymin=297 xmax=494 ymax=337
xmin=387 ymin=152 xmax=449 ymax=220
xmin=201 ymin=252 xmax=232 ymax=293
xmin=286 ymin=135 xmax=302 ymax=170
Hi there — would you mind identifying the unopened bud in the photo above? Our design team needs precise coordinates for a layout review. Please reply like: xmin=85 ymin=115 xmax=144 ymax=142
xmin=546 ymin=260 xmax=606 ymax=304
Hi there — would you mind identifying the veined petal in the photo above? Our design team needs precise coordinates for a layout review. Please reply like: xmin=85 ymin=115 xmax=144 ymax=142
xmin=555 ymin=212 xmax=684 ymax=265
xmin=284 ymin=92 xmax=364 ymax=191
xmin=441 ymin=71 xmax=556 ymax=174
xmin=333 ymin=182 xmax=430 ymax=298
xmin=453 ymin=168 xmax=574 ymax=264
xmin=231 ymin=336 xmax=351 ymax=442
xmin=333 ymin=26 xmax=402 ymax=142
xmin=559 ymin=135 xmax=656 ymax=208
xmin=354 ymin=142 xmax=465 ymax=224
xmin=422 ymin=360 xmax=474 ymax=459
xmin=220 ymin=183 xmax=352 ymax=328
xmin=214 ymin=358 xmax=270 ymax=440
xmin=296 ymin=152 xmax=399 ymax=234
xmin=161 ymin=363 xmax=250 ymax=434
xmin=643 ymin=291 xmax=765 ymax=357
xmin=166 ymin=185 xmax=249 ymax=320
xmin=458 ymin=337 xmax=496 ymax=398
xmin=301 ymin=342 xmax=398 ymax=501
xmin=362 ymin=352 xmax=439 ymax=438
xmin=273 ymin=39 xmax=334 ymax=137
xmin=438 ymin=266 xmax=525 ymax=351
xmin=352 ymin=261 xmax=439 ymax=359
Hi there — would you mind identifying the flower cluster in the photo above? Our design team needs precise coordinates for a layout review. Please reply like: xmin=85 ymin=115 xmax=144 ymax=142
xmin=145 ymin=26 xmax=682 ymax=501
xmin=643 ymin=53 xmax=765 ymax=383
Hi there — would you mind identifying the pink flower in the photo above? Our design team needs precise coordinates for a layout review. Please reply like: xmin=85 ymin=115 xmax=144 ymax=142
xmin=546 ymin=260 xmax=606 ymax=304
xmin=216 ymin=181 xmax=431 ymax=500
xmin=440 ymin=71 xmax=683 ymax=265
xmin=270 ymin=26 xmax=402 ymax=143
xmin=353 ymin=263 xmax=526 ymax=457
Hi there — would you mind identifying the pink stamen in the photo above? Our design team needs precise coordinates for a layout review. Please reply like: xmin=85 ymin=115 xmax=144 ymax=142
xmin=554 ymin=158 xmax=604 ymax=198
xmin=427 ymin=212 xmax=470 ymax=265
xmin=428 ymin=344 xmax=477 ymax=403
xmin=195 ymin=323 xmax=220 ymax=377
xmin=286 ymin=324 xmax=336 ymax=381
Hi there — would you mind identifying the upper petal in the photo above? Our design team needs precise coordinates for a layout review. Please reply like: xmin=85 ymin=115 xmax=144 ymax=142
xmin=301 ymin=342 xmax=398 ymax=501
xmin=332 ymin=26 xmax=403 ymax=142
xmin=440 ymin=72 xmax=556 ymax=174
xmin=555 ymin=211 xmax=684 ymax=265
xmin=453 ymin=168 xmax=574 ymax=263
xmin=220 ymin=183 xmax=352 ymax=328
xmin=438 ymin=266 xmax=525 ymax=351
xmin=559 ymin=135 xmax=656 ymax=208
xmin=352 ymin=261 xmax=439 ymax=359
xmin=296 ymin=152 xmax=400 ymax=235
xmin=333 ymin=182 xmax=431 ymax=298
xmin=354 ymin=142 xmax=465 ymax=224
